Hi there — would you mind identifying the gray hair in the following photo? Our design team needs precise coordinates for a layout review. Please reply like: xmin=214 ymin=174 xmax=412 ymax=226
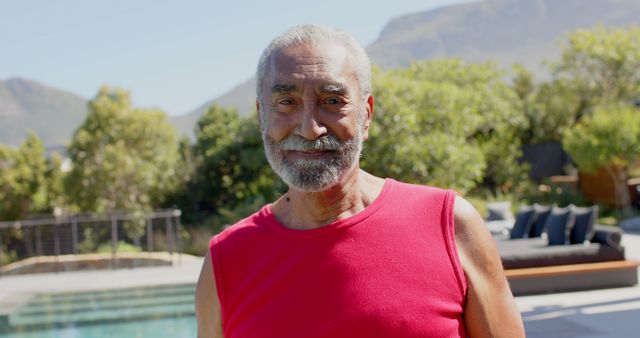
xmin=256 ymin=24 xmax=372 ymax=105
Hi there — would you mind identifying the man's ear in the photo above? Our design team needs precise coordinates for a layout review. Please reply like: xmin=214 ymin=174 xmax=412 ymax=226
xmin=363 ymin=95 xmax=374 ymax=140
xmin=256 ymin=99 xmax=263 ymax=128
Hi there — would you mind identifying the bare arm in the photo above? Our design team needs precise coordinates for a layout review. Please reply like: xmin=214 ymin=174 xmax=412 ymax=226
xmin=195 ymin=249 xmax=224 ymax=338
xmin=453 ymin=196 xmax=525 ymax=337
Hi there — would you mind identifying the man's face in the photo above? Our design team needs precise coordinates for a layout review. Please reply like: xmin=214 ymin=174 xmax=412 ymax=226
xmin=258 ymin=41 xmax=373 ymax=192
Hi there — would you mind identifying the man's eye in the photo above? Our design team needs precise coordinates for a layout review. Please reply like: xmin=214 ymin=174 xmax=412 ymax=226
xmin=324 ymin=97 xmax=342 ymax=104
xmin=278 ymin=98 xmax=294 ymax=105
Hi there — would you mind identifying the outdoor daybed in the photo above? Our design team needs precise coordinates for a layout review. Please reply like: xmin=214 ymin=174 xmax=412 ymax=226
xmin=497 ymin=225 xmax=625 ymax=269
xmin=487 ymin=203 xmax=639 ymax=295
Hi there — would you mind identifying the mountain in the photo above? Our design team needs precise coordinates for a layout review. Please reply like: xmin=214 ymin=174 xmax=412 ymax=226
xmin=0 ymin=78 xmax=87 ymax=146
xmin=5 ymin=0 xmax=640 ymax=144
xmin=170 ymin=77 xmax=256 ymax=138
xmin=173 ymin=0 xmax=640 ymax=138
xmin=367 ymin=0 xmax=640 ymax=73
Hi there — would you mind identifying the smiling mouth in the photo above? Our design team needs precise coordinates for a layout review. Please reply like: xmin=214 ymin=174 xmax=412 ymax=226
xmin=287 ymin=150 xmax=334 ymax=158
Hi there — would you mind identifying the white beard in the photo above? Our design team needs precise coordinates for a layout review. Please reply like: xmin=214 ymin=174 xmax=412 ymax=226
xmin=262 ymin=126 xmax=364 ymax=192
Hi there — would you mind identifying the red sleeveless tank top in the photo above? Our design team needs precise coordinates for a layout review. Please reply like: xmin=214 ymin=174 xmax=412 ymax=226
xmin=209 ymin=179 xmax=467 ymax=338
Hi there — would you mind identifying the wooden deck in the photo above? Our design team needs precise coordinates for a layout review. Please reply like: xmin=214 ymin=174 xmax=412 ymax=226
xmin=505 ymin=260 xmax=639 ymax=295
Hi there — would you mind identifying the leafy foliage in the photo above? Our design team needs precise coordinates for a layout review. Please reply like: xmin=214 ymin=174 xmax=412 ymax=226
xmin=563 ymin=104 xmax=640 ymax=173
xmin=97 ymin=240 xmax=142 ymax=253
xmin=515 ymin=26 xmax=640 ymax=145
xmin=555 ymin=26 xmax=640 ymax=213
xmin=42 ymin=152 xmax=66 ymax=214
xmin=65 ymin=86 xmax=179 ymax=215
xmin=3 ymin=25 xmax=640 ymax=231
xmin=173 ymin=105 xmax=285 ymax=225
xmin=512 ymin=65 xmax=579 ymax=144
xmin=0 ymin=133 xmax=47 ymax=220
xmin=362 ymin=60 xmax=528 ymax=195
xmin=553 ymin=25 xmax=640 ymax=110
xmin=563 ymin=104 xmax=640 ymax=212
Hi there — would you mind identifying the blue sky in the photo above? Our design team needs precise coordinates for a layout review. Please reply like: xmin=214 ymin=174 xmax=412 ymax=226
xmin=0 ymin=0 xmax=472 ymax=116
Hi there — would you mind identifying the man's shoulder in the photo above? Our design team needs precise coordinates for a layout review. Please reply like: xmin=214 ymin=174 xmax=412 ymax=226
xmin=373 ymin=179 xmax=456 ymax=215
xmin=452 ymin=196 xmax=479 ymax=222
xmin=388 ymin=178 xmax=451 ymax=197
xmin=210 ymin=205 xmax=272 ymax=246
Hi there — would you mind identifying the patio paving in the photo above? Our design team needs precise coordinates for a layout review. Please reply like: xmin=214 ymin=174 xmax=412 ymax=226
xmin=516 ymin=232 xmax=640 ymax=337
xmin=0 ymin=257 xmax=202 ymax=296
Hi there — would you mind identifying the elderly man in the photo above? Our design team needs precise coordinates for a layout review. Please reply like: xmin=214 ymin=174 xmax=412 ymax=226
xmin=196 ymin=25 xmax=525 ymax=338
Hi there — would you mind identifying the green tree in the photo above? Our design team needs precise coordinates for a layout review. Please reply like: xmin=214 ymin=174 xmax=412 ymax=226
xmin=43 ymin=152 xmax=66 ymax=214
xmin=512 ymin=63 xmax=536 ymax=103
xmin=553 ymin=25 xmax=640 ymax=115
xmin=512 ymin=65 xmax=580 ymax=144
xmin=363 ymin=60 xmax=528 ymax=195
xmin=563 ymin=104 xmax=640 ymax=213
xmin=529 ymin=79 xmax=581 ymax=143
xmin=65 ymin=86 xmax=179 ymax=216
xmin=0 ymin=133 xmax=47 ymax=220
xmin=176 ymin=135 xmax=196 ymax=186
xmin=175 ymin=105 xmax=284 ymax=226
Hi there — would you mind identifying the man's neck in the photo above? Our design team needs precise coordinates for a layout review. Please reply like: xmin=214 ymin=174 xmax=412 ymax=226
xmin=271 ymin=168 xmax=385 ymax=230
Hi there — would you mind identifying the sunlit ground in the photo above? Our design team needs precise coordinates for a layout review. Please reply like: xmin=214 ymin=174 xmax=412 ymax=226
xmin=517 ymin=233 xmax=640 ymax=337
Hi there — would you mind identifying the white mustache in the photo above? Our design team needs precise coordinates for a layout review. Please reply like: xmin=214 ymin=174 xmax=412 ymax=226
xmin=280 ymin=135 xmax=342 ymax=152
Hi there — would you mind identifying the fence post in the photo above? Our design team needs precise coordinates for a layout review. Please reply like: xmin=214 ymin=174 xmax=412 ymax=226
xmin=165 ymin=216 xmax=174 ymax=264
xmin=35 ymin=227 xmax=42 ymax=256
xmin=174 ymin=211 xmax=182 ymax=266
xmin=72 ymin=220 xmax=78 ymax=255
xmin=54 ymin=220 xmax=61 ymax=273
xmin=111 ymin=216 xmax=118 ymax=269
xmin=24 ymin=227 xmax=33 ymax=257
xmin=146 ymin=218 xmax=153 ymax=252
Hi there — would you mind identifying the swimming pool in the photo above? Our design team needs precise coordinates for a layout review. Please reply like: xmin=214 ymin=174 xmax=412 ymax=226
xmin=0 ymin=284 xmax=196 ymax=338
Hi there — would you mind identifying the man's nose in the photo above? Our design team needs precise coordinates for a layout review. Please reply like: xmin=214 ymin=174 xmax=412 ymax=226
xmin=295 ymin=103 xmax=327 ymax=140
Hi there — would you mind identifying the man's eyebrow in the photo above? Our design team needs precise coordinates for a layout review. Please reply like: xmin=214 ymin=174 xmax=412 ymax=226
xmin=319 ymin=84 xmax=348 ymax=95
xmin=271 ymin=84 xmax=297 ymax=93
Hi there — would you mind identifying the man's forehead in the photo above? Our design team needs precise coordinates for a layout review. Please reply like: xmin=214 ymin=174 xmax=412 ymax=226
xmin=270 ymin=42 xmax=351 ymax=72
xmin=270 ymin=81 xmax=350 ymax=94
xmin=265 ymin=42 xmax=357 ymax=90
xmin=269 ymin=71 xmax=346 ymax=85
xmin=273 ymin=41 xmax=349 ymax=62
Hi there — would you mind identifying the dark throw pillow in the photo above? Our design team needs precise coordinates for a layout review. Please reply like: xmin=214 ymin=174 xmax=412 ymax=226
xmin=528 ymin=204 xmax=552 ymax=238
xmin=546 ymin=206 xmax=575 ymax=246
xmin=510 ymin=206 xmax=535 ymax=239
xmin=569 ymin=205 xmax=599 ymax=244
xmin=486 ymin=201 xmax=514 ymax=222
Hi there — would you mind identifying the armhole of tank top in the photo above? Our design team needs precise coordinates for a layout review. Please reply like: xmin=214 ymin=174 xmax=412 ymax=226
xmin=442 ymin=190 xmax=468 ymax=299
xmin=209 ymin=236 xmax=228 ymax=326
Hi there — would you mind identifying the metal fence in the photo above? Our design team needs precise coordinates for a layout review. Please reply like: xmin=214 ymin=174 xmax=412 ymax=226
xmin=0 ymin=209 xmax=183 ymax=276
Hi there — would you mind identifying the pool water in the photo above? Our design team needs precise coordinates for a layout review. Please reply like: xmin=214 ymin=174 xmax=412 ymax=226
xmin=0 ymin=284 xmax=196 ymax=338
